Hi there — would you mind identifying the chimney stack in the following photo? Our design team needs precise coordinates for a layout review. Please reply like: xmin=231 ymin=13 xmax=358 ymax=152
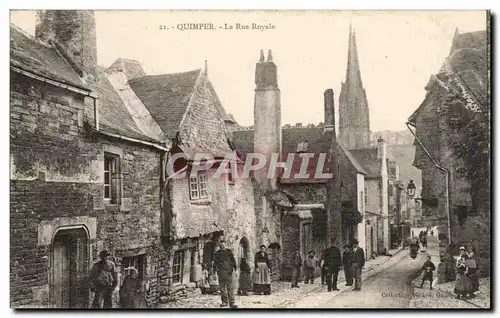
xmin=324 ymin=89 xmax=335 ymax=132
xmin=253 ymin=49 xmax=281 ymax=189
xmin=35 ymin=10 xmax=97 ymax=83
xmin=377 ymin=137 xmax=387 ymax=160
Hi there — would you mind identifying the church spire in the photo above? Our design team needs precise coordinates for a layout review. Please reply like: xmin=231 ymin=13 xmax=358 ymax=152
xmin=346 ymin=24 xmax=363 ymax=86
xmin=338 ymin=25 xmax=371 ymax=150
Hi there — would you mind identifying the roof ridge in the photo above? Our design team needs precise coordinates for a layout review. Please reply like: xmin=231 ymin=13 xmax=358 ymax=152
xmin=129 ymin=68 xmax=202 ymax=83
xmin=10 ymin=23 xmax=53 ymax=49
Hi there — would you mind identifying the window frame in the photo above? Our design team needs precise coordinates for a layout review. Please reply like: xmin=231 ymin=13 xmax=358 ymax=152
xmin=121 ymin=254 xmax=147 ymax=281
xmin=104 ymin=153 xmax=120 ymax=204
xmin=172 ymin=250 xmax=184 ymax=284
xmin=189 ymin=173 xmax=209 ymax=200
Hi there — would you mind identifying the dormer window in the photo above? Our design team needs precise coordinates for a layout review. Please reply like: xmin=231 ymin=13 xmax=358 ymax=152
xmin=297 ymin=141 xmax=308 ymax=153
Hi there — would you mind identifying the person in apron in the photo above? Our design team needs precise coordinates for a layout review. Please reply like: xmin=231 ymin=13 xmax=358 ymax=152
xmin=119 ymin=267 xmax=141 ymax=308
xmin=253 ymin=245 xmax=272 ymax=295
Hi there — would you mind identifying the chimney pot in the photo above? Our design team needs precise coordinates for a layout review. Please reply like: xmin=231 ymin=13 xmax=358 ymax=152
xmin=267 ymin=49 xmax=273 ymax=62
xmin=259 ymin=49 xmax=265 ymax=62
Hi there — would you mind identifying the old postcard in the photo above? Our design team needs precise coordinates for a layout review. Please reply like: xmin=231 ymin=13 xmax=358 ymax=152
xmin=9 ymin=10 xmax=491 ymax=309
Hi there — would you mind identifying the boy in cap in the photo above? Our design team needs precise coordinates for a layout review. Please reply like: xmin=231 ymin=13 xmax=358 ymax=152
xmin=420 ymin=255 xmax=436 ymax=290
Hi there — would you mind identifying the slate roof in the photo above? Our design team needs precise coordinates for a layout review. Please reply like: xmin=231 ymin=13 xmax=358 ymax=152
xmin=232 ymin=127 xmax=367 ymax=183
xmin=349 ymin=148 xmax=380 ymax=178
xmin=10 ymin=24 xmax=89 ymax=91
xmin=84 ymin=66 xmax=160 ymax=143
xmin=409 ymin=30 xmax=488 ymax=122
xmin=129 ymin=69 xmax=202 ymax=139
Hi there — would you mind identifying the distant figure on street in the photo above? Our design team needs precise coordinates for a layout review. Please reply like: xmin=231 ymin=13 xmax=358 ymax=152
xmin=253 ymin=245 xmax=272 ymax=295
xmin=420 ymin=256 xmax=436 ymax=290
xmin=88 ymin=250 xmax=118 ymax=308
xmin=342 ymin=245 xmax=354 ymax=286
xmin=200 ymin=264 xmax=210 ymax=295
xmin=119 ymin=267 xmax=141 ymax=308
xmin=351 ymin=239 xmax=365 ymax=291
xmin=304 ymin=250 xmax=317 ymax=284
xmin=430 ymin=230 xmax=434 ymax=237
xmin=213 ymin=239 xmax=238 ymax=308
xmin=291 ymin=250 xmax=302 ymax=288
xmin=420 ymin=234 xmax=428 ymax=250
xmin=238 ymin=258 xmax=252 ymax=296
xmin=321 ymin=238 xmax=342 ymax=292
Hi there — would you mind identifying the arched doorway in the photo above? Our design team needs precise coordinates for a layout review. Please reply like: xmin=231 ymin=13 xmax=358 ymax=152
xmin=51 ymin=227 xmax=89 ymax=308
xmin=268 ymin=243 xmax=281 ymax=281
xmin=239 ymin=237 xmax=249 ymax=262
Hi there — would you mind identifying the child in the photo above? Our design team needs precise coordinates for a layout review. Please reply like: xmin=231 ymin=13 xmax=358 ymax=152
xmin=420 ymin=256 xmax=436 ymax=290
xmin=200 ymin=264 xmax=210 ymax=295
xmin=304 ymin=250 xmax=317 ymax=284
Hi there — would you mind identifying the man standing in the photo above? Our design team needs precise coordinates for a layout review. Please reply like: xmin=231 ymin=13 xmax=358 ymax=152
xmin=291 ymin=250 xmax=302 ymax=288
xmin=320 ymin=238 xmax=342 ymax=292
xmin=88 ymin=250 xmax=118 ymax=308
xmin=351 ymin=239 xmax=365 ymax=291
xmin=342 ymin=245 xmax=354 ymax=286
xmin=213 ymin=239 xmax=238 ymax=308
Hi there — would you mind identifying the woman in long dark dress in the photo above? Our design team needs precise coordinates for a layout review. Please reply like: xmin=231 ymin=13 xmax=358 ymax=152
xmin=454 ymin=249 xmax=469 ymax=299
xmin=253 ymin=245 xmax=272 ymax=295
xmin=238 ymin=258 xmax=252 ymax=296
xmin=119 ymin=268 xmax=142 ymax=308
xmin=466 ymin=247 xmax=479 ymax=297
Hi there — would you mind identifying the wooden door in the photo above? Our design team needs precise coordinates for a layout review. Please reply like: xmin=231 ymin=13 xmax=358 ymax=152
xmin=52 ymin=235 xmax=70 ymax=308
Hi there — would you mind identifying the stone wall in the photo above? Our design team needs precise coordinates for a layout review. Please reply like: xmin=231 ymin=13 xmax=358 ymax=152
xmin=10 ymin=72 xmax=166 ymax=308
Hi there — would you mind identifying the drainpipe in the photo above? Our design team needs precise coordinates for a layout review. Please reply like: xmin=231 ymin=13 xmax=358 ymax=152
xmin=93 ymin=97 xmax=99 ymax=130
xmin=405 ymin=122 xmax=452 ymax=247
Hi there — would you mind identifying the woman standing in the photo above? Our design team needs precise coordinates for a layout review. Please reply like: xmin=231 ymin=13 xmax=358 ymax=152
xmin=454 ymin=247 xmax=469 ymax=299
xmin=238 ymin=258 xmax=252 ymax=296
xmin=253 ymin=245 xmax=272 ymax=295
xmin=466 ymin=247 xmax=479 ymax=297
xmin=119 ymin=267 xmax=142 ymax=308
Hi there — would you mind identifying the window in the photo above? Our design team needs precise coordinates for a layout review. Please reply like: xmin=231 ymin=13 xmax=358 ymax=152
xmin=189 ymin=174 xmax=208 ymax=200
xmin=364 ymin=187 xmax=368 ymax=207
xmin=122 ymin=254 xmax=146 ymax=281
xmin=360 ymin=191 xmax=364 ymax=211
xmin=104 ymin=153 xmax=119 ymax=203
xmin=297 ymin=141 xmax=308 ymax=153
xmin=173 ymin=250 xmax=184 ymax=284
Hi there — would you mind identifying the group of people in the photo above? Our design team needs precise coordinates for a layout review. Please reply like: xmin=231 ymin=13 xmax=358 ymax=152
xmin=87 ymin=238 xmax=366 ymax=309
xmin=454 ymin=246 xmax=480 ymax=299
xmin=291 ymin=238 xmax=365 ymax=292
xmin=87 ymin=250 xmax=144 ymax=308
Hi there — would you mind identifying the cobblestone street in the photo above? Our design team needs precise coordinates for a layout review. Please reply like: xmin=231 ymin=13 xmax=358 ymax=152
xmin=158 ymin=248 xmax=406 ymax=309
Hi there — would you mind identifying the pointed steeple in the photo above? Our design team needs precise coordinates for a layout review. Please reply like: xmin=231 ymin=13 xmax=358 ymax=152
xmin=338 ymin=25 xmax=371 ymax=150
xmin=259 ymin=49 xmax=265 ymax=62
xmin=346 ymin=25 xmax=363 ymax=86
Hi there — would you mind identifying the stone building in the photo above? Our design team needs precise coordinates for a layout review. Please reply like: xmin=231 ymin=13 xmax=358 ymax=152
xmin=10 ymin=12 xmax=172 ymax=308
xmin=10 ymin=10 xmax=256 ymax=308
xmin=407 ymin=29 xmax=489 ymax=275
xmin=128 ymin=62 xmax=257 ymax=299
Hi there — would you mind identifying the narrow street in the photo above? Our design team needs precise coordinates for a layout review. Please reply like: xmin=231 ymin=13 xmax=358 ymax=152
xmin=293 ymin=249 xmax=423 ymax=308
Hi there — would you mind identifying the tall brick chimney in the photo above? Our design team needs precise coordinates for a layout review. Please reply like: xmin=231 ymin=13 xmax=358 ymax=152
xmin=253 ymin=49 xmax=281 ymax=189
xmin=35 ymin=10 xmax=97 ymax=83
xmin=324 ymin=89 xmax=335 ymax=132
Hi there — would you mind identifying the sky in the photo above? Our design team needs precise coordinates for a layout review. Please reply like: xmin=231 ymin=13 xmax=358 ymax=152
xmin=9 ymin=10 xmax=487 ymax=132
